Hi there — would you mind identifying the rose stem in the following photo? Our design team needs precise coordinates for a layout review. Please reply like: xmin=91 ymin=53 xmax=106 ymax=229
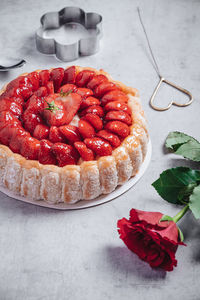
xmin=172 ymin=204 xmax=189 ymax=223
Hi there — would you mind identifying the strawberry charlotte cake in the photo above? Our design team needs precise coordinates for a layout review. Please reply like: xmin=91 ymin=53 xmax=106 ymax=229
xmin=0 ymin=66 xmax=149 ymax=205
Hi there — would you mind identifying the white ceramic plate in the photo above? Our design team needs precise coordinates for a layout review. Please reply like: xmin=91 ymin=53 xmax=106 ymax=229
xmin=0 ymin=140 xmax=152 ymax=210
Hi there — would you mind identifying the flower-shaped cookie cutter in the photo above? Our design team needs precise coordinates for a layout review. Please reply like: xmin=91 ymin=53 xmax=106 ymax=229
xmin=36 ymin=7 xmax=102 ymax=62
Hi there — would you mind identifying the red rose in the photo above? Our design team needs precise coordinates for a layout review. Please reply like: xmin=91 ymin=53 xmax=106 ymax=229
xmin=117 ymin=209 xmax=185 ymax=272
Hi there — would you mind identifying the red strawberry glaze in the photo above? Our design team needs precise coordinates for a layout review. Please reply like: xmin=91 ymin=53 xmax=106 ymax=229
xmin=87 ymin=74 xmax=108 ymax=90
xmin=49 ymin=126 xmax=66 ymax=143
xmin=104 ymin=100 xmax=132 ymax=115
xmin=74 ymin=141 xmax=94 ymax=161
xmin=96 ymin=130 xmax=121 ymax=148
xmin=46 ymin=81 xmax=54 ymax=94
xmin=20 ymin=136 xmax=40 ymax=160
xmin=79 ymin=105 xmax=104 ymax=117
xmin=0 ymin=123 xmax=23 ymax=146
xmin=84 ymin=137 xmax=112 ymax=156
xmin=105 ymin=110 xmax=132 ymax=125
xmin=58 ymin=84 xmax=77 ymax=94
xmin=9 ymin=131 xmax=30 ymax=154
xmin=75 ymin=70 xmax=95 ymax=87
xmin=22 ymin=110 xmax=43 ymax=134
xmin=82 ymin=113 xmax=103 ymax=131
xmin=94 ymin=82 xmax=119 ymax=98
xmin=0 ymin=98 xmax=22 ymax=117
xmin=52 ymin=143 xmax=79 ymax=167
xmin=27 ymin=72 xmax=40 ymax=91
xmin=0 ymin=67 xmax=134 ymax=165
xmin=50 ymin=68 xmax=64 ymax=92
xmin=78 ymin=119 xmax=95 ymax=139
xmin=80 ymin=96 xmax=100 ymax=110
xmin=105 ymin=121 xmax=130 ymax=138
xmin=38 ymin=139 xmax=57 ymax=165
xmin=101 ymin=90 xmax=128 ymax=106
xmin=62 ymin=66 xmax=76 ymax=84
xmin=59 ymin=125 xmax=81 ymax=144
xmin=76 ymin=88 xmax=93 ymax=99
xmin=33 ymin=124 xmax=49 ymax=140
xmin=39 ymin=70 xmax=50 ymax=86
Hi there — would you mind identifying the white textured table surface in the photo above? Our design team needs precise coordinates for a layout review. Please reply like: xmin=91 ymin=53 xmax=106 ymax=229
xmin=0 ymin=0 xmax=200 ymax=299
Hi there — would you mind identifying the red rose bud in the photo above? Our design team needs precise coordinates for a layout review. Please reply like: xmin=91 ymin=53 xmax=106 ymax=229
xmin=117 ymin=209 xmax=185 ymax=272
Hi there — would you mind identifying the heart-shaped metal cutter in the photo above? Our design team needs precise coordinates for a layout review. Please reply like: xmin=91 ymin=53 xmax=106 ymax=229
xmin=36 ymin=7 xmax=102 ymax=62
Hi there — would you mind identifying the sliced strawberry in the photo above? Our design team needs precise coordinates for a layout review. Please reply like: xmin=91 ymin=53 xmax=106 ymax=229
xmin=78 ymin=119 xmax=95 ymax=139
xmin=50 ymin=68 xmax=64 ymax=92
xmin=20 ymin=136 xmax=40 ymax=160
xmin=80 ymin=96 xmax=100 ymax=110
xmin=22 ymin=110 xmax=43 ymax=134
xmin=0 ymin=87 xmax=24 ymax=104
xmin=101 ymin=90 xmax=128 ymax=106
xmin=0 ymin=124 xmax=22 ymax=146
xmin=9 ymin=130 xmax=30 ymax=153
xmin=80 ymin=105 xmax=104 ymax=117
xmin=74 ymin=141 xmax=94 ymax=161
xmin=97 ymin=130 xmax=121 ymax=148
xmin=58 ymin=83 xmax=77 ymax=94
xmin=38 ymin=139 xmax=57 ymax=165
xmin=25 ymin=94 xmax=45 ymax=113
xmin=105 ymin=111 xmax=132 ymax=125
xmin=82 ymin=113 xmax=103 ymax=131
xmin=33 ymin=124 xmax=49 ymax=140
xmin=52 ymin=143 xmax=79 ymax=166
xmin=49 ymin=126 xmax=66 ymax=143
xmin=39 ymin=70 xmax=50 ymax=86
xmin=6 ymin=76 xmax=27 ymax=90
xmin=43 ymin=95 xmax=67 ymax=127
xmin=18 ymin=83 xmax=33 ymax=100
xmin=27 ymin=72 xmax=40 ymax=91
xmin=0 ymin=98 xmax=22 ymax=117
xmin=10 ymin=96 xmax=24 ymax=106
xmin=6 ymin=75 xmax=33 ymax=100
xmin=46 ymin=81 xmax=54 ymax=94
xmin=0 ymin=95 xmax=24 ymax=106
xmin=60 ymin=93 xmax=82 ymax=124
xmin=84 ymin=137 xmax=112 ymax=156
xmin=105 ymin=121 xmax=130 ymax=138
xmin=59 ymin=125 xmax=81 ymax=143
xmin=104 ymin=100 xmax=132 ymax=115
xmin=94 ymin=82 xmax=119 ymax=98
xmin=75 ymin=70 xmax=95 ymax=87
xmin=0 ymin=111 xmax=20 ymax=130
xmin=62 ymin=66 xmax=76 ymax=84
xmin=76 ymin=88 xmax=93 ymax=99
xmin=87 ymin=74 xmax=108 ymax=90
xmin=34 ymin=86 xmax=48 ymax=98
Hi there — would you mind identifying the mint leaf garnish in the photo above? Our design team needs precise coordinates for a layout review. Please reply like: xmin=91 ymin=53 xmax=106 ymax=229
xmin=189 ymin=184 xmax=200 ymax=219
xmin=152 ymin=167 xmax=200 ymax=204
xmin=44 ymin=100 xmax=61 ymax=114
xmin=60 ymin=89 xmax=73 ymax=97
xmin=165 ymin=131 xmax=200 ymax=161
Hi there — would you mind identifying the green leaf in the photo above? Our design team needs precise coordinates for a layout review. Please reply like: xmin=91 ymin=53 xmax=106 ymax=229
xmin=152 ymin=167 xmax=200 ymax=204
xmin=178 ymin=227 xmax=184 ymax=242
xmin=189 ymin=184 xmax=200 ymax=219
xmin=60 ymin=89 xmax=73 ymax=97
xmin=159 ymin=215 xmax=173 ymax=222
xmin=165 ymin=131 xmax=200 ymax=161
xmin=165 ymin=131 xmax=198 ymax=150
xmin=175 ymin=140 xmax=200 ymax=162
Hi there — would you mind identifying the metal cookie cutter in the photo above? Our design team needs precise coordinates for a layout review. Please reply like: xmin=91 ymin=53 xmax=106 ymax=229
xmin=36 ymin=7 xmax=102 ymax=62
